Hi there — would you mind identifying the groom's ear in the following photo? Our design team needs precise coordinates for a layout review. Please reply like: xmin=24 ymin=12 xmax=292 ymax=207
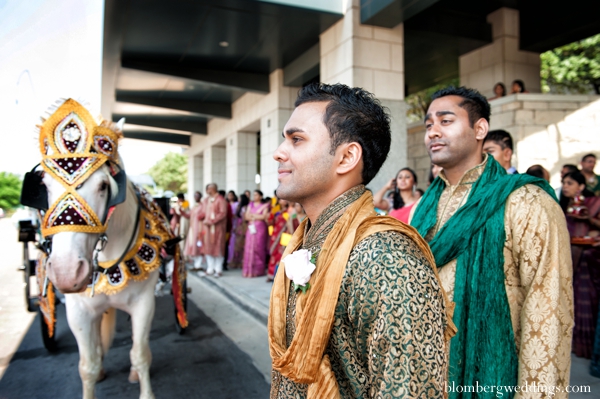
xmin=335 ymin=142 xmax=362 ymax=177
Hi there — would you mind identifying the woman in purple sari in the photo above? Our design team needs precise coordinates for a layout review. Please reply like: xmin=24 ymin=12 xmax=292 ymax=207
xmin=226 ymin=190 xmax=239 ymax=263
xmin=242 ymin=190 xmax=270 ymax=277
xmin=562 ymin=171 xmax=600 ymax=359
xmin=228 ymin=193 xmax=249 ymax=269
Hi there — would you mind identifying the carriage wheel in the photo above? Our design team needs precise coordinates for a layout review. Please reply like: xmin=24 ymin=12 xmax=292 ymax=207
xmin=39 ymin=307 xmax=57 ymax=352
xmin=174 ymin=279 xmax=187 ymax=335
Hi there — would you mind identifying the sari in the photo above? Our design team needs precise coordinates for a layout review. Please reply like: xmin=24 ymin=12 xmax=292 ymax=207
xmin=568 ymin=196 xmax=600 ymax=359
xmin=267 ymin=210 xmax=299 ymax=280
xmin=242 ymin=202 xmax=270 ymax=277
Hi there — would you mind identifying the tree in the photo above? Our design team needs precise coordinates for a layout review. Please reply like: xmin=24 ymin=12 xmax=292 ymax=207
xmin=0 ymin=172 xmax=22 ymax=210
xmin=541 ymin=34 xmax=600 ymax=94
xmin=406 ymin=78 xmax=460 ymax=124
xmin=147 ymin=152 xmax=188 ymax=194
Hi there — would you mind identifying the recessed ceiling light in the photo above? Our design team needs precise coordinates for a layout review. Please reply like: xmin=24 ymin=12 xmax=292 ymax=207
xmin=219 ymin=41 xmax=229 ymax=47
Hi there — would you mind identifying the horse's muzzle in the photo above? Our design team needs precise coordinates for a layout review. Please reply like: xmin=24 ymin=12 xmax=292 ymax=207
xmin=46 ymin=257 xmax=92 ymax=294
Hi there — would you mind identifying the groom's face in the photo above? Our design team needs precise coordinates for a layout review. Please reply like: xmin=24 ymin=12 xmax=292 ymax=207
xmin=273 ymin=101 xmax=336 ymax=205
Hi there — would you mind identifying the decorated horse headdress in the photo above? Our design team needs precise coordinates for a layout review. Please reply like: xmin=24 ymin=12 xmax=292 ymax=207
xmin=21 ymin=98 xmax=127 ymax=237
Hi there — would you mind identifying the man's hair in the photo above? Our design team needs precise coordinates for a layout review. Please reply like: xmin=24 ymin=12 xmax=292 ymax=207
xmin=430 ymin=86 xmax=491 ymax=126
xmin=582 ymin=153 xmax=597 ymax=162
xmin=218 ymin=190 xmax=226 ymax=197
xmin=176 ymin=193 xmax=185 ymax=200
xmin=206 ymin=183 xmax=217 ymax=190
xmin=525 ymin=164 xmax=546 ymax=179
xmin=295 ymin=83 xmax=391 ymax=185
xmin=484 ymin=129 xmax=513 ymax=151
xmin=563 ymin=164 xmax=579 ymax=173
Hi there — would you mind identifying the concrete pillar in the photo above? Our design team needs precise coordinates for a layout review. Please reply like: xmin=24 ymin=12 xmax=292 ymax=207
xmin=459 ymin=8 xmax=541 ymax=97
xmin=319 ymin=0 xmax=407 ymax=191
xmin=226 ymin=131 xmax=258 ymax=194
xmin=203 ymin=146 xmax=226 ymax=194
xmin=258 ymin=70 xmax=297 ymax=197
xmin=260 ymin=109 xmax=291 ymax=197
xmin=187 ymin=154 xmax=204 ymax=199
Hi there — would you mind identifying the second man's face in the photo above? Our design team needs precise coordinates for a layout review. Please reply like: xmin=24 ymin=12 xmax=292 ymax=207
xmin=424 ymin=95 xmax=481 ymax=170
xmin=273 ymin=101 xmax=336 ymax=205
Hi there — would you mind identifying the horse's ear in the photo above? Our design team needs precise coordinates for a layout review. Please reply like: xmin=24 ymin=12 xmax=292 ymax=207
xmin=115 ymin=118 xmax=125 ymax=133
xmin=107 ymin=169 xmax=127 ymax=208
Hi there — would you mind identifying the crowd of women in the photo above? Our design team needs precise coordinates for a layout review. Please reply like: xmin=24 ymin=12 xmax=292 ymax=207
xmin=176 ymin=188 xmax=307 ymax=282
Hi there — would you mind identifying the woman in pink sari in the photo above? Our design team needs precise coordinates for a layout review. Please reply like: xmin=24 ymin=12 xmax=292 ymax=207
xmin=242 ymin=190 xmax=270 ymax=277
xmin=373 ymin=167 xmax=420 ymax=223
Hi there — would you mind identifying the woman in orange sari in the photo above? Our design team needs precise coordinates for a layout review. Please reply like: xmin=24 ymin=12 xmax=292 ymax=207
xmin=266 ymin=200 xmax=298 ymax=282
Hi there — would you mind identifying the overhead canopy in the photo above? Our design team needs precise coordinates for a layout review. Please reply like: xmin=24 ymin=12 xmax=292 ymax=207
xmin=103 ymin=0 xmax=343 ymax=145
xmin=102 ymin=0 xmax=600 ymax=144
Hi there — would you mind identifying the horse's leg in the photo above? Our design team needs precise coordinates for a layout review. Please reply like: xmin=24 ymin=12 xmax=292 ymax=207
xmin=127 ymin=272 xmax=158 ymax=399
xmin=66 ymin=295 xmax=104 ymax=399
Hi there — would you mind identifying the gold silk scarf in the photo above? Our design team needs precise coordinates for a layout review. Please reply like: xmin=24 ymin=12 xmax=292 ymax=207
xmin=268 ymin=191 xmax=455 ymax=398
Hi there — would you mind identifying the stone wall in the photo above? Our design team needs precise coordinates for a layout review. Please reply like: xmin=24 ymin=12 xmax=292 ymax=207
xmin=490 ymin=94 xmax=600 ymax=187
xmin=405 ymin=94 xmax=600 ymax=190
xmin=405 ymin=122 xmax=429 ymax=191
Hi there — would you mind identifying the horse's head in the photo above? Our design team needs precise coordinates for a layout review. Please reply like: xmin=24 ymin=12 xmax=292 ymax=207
xmin=22 ymin=98 xmax=126 ymax=293
xmin=43 ymin=166 xmax=120 ymax=292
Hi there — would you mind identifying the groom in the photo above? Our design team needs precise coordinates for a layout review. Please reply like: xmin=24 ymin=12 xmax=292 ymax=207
xmin=268 ymin=83 xmax=453 ymax=398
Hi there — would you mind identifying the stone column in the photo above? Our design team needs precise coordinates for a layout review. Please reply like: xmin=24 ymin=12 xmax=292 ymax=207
xmin=460 ymin=8 xmax=541 ymax=97
xmin=226 ymin=131 xmax=258 ymax=194
xmin=203 ymin=146 xmax=226 ymax=193
xmin=259 ymin=70 xmax=297 ymax=197
xmin=187 ymin=154 xmax=204 ymax=199
xmin=319 ymin=0 xmax=407 ymax=192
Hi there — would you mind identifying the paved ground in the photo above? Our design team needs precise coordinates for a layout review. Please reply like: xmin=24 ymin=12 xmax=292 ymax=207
xmin=0 ymin=217 xmax=35 ymax=378
xmin=0 ymin=283 xmax=270 ymax=399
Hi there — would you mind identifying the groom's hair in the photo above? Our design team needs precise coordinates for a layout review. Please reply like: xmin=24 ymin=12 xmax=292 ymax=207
xmin=295 ymin=83 xmax=391 ymax=185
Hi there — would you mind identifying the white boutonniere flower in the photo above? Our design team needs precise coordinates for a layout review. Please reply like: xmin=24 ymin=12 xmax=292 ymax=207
xmin=283 ymin=249 xmax=316 ymax=294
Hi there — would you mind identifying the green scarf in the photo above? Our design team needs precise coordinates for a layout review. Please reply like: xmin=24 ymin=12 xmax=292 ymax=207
xmin=411 ymin=156 xmax=556 ymax=398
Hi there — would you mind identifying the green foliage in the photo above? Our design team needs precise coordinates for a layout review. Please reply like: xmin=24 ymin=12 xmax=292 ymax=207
xmin=147 ymin=152 xmax=188 ymax=193
xmin=405 ymin=78 xmax=460 ymax=124
xmin=0 ymin=172 xmax=22 ymax=210
xmin=541 ymin=34 xmax=600 ymax=94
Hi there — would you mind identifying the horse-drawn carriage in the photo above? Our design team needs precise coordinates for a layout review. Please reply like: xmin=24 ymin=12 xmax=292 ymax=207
xmin=18 ymin=98 xmax=188 ymax=399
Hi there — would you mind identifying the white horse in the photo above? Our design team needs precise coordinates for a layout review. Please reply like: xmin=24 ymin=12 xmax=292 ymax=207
xmin=43 ymin=165 xmax=158 ymax=399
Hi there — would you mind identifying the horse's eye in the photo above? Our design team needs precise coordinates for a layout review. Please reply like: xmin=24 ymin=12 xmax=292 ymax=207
xmin=100 ymin=182 xmax=108 ymax=191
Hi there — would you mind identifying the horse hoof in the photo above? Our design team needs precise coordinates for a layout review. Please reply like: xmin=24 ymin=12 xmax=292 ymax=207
xmin=128 ymin=369 xmax=139 ymax=384
xmin=97 ymin=368 xmax=106 ymax=382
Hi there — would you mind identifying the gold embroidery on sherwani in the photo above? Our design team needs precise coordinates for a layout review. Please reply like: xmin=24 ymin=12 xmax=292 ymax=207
xmin=421 ymin=155 xmax=574 ymax=398
xmin=270 ymin=186 xmax=448 ymax=399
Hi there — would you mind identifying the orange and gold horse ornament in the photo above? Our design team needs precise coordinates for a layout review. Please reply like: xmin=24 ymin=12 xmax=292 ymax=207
xmin=20 ymin=98 xmax=187 ymax=399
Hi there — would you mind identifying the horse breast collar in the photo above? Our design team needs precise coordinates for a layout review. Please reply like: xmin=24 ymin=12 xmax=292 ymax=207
xmin=31 ymin=98 xmax=126 ymax=236
xmin=88 ymin=186 xmax=173 ymax=295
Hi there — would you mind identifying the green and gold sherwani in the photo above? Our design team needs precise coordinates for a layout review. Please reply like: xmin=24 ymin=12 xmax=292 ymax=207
xmin=270 ymin=185 xmax=448 ymax=399
xmin=411 ymin=155 xmax=574 ymax=399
